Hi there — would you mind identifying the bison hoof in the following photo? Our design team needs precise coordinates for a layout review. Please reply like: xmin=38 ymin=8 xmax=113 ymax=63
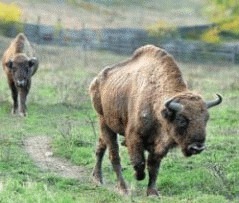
xmin=135 ymin=171 xmax=145 ymax=181
xmin=133 ymin=162 xmax=145 ymax=180
xmin=11 ymin=108 xmax=17 ymax=115
xmin=117 ymin=181 xmax=128 ymax=195
xmin=92 ymin=170 xmax=103 ymax=185
xmin=147 ymin=188 xmax=159 ymax=196
xmin=19 ymin=112 xmax=27 ymax=117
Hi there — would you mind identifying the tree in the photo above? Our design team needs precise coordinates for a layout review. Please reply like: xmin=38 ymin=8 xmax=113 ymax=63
xmin=0 ymin=2 xmax=21 ymax=23
xmin=208 ymin=0 xmax=239 ymax=20
xmin=0 ymin=2 xmax=22 ymax=36
xmin=205 ymin=0 xmax=239 ymax=39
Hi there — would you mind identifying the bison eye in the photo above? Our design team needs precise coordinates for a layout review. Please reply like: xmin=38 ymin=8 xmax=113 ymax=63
xmin=175 ymin=115 xmax=188 ymax=128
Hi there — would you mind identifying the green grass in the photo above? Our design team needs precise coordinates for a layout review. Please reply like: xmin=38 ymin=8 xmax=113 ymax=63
xmin=0 ymin=36 xmax=239 ymax=202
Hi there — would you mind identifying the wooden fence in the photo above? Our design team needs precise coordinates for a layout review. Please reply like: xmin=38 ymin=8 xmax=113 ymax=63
xmin=161 ymin=40 xmax=239 ymax=64
xmin=4 ymin=22 xmax=239 ymax=64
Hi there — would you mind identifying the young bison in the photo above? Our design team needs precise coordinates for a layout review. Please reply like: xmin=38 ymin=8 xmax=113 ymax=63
xmin=2 ymin=33 xmax=38 ymax=117
xmin=89 ymin=45 xmax=222 ymax=196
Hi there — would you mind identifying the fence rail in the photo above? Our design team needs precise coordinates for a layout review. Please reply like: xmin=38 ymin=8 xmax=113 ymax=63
xmin=161 ymin=40 xmax=239 ymax=63
xmin=4 ymin=22 xmax=239 ymax=64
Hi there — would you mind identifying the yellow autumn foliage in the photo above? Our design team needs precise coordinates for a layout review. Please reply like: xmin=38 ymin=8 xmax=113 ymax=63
xmin=147 ymin=20 xmax=177 ymax=39
xmin=0 ymin=2 xmax=22 ymax=23
xmin=200 ymin=27 xmax=220 ymax=44
xmin=220 ymin=17 xmax=239 ymax=34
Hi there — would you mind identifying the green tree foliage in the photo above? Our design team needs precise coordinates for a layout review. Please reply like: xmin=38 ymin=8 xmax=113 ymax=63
xmin=208 ymin=0 xmax=239 ymax=23
xmin=203 ymin=0 xmax=239 ymax=42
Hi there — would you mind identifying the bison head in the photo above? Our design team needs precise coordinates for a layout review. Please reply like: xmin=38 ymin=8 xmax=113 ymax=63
xmin=6 ymin=54 xmax=37 ymax=88
xmin=162 ymin=94 xmax=222 ymax=157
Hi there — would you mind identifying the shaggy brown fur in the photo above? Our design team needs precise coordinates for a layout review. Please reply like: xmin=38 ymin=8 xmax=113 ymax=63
xmin=2 ymin=33 xmax=38 ymax=116
xmin=89 ymin=45 xmax=222 ymax=196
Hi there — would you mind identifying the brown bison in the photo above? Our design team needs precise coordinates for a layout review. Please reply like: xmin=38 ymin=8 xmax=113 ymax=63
xmin=89 ymin=45 xmax=222 ymax=196
xmin=2 ymin=33 xmax=38 ymax=116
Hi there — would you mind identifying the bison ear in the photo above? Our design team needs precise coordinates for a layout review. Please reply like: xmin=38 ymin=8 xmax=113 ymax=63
xmin=5 ymin=60 xmax=13 ymax=69
xmin=28 ymin=57 xmax=37 ymax=67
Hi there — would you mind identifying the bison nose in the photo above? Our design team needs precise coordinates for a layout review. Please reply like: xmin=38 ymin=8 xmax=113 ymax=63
xmin=187 ymin=143 xmax=205 ymax=154
xmin=16 ymin=80 xmax=26 ymax=87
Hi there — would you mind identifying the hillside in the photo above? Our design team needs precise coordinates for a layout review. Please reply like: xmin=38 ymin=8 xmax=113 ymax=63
xmin=1 ymin=0 xmax=208 ymax=29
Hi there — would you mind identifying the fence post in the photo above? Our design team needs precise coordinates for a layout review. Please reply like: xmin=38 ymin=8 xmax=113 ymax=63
xmin=81 ymin=22 xmax=88 ymax=67
xmin=55 ymin=17 xmax=63 ymax=44
xmin=36 ymin=16 xmax=41 ymax=43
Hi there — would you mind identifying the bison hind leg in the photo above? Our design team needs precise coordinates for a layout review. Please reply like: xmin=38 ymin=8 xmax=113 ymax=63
xmin=94 ymin=117 xmax=128 ymax=194
xmin=92 ymin=137 xmax=107 ymax=185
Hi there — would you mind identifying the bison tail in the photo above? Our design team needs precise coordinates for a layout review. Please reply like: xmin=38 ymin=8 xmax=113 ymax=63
xmin=89 ymin=77 xmax=103 ymax=115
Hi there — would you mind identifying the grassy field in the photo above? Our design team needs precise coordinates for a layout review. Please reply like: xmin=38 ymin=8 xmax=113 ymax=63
xmin=0 ymin=35 xmax=238 ymax=203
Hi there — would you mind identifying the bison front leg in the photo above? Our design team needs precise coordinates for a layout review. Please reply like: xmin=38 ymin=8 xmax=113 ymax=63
xmin=8 ymin=80 xmax=18 ymax=114
xmin=18 ymin=88 xmax=28 ymax=117
xmin=146 ymin=153 xmax=162 ymax=196
xmin=126 ymin=133 xmax=146 ymax=181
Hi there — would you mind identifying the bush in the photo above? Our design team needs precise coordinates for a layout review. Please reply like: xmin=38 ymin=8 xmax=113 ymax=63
xmin=0 ymin=2 xmax=22 ymax=36
xmin=146 ymin=20 xmax=178 ymax=41
xmin=0 ymin=2 xmax=21 ymax=22
xmin=200 ymin=27 xmax=220 ymax=44
xmin=221 ymin=18 xmax=239 ymax=32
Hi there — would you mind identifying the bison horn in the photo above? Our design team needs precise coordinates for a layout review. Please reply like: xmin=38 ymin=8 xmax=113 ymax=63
xmin=165 ymin=99 xmax=183 ymax=112
xmin=206 ymin=94 xmax=223 ymax=109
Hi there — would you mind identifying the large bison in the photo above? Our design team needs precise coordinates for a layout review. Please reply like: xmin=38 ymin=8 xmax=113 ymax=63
xmin=2 ymin=33 xmax=38 ymax=117
xmin=89 ymin=45 xmax=222 ymax=196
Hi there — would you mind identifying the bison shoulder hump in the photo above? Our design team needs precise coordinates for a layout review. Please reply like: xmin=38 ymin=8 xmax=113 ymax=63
xmin=16 ymin=33 xmax=26 ymax=41
xmin=133 ymin=44 xmax=169 ymax=60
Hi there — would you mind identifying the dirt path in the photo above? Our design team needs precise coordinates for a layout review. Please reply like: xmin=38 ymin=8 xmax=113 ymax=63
xmin=23 ymin=136 xmax=127 ymax=196
xmin=24 ymin=136 xmax=88 ymax=180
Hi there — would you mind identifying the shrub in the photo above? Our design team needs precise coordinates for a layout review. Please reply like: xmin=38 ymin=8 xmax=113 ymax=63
xmin=146 ymin=20 xmax=178 ymax=41
xmin=0 ymin=2 xmax=22 ymax=36
xmin=0 ymin=2 xmax=21 ymax=22
xmin=200 ymin=27 xmax=221 ymax=44
xmin=220 ymin=16 xmax=239 ymax=36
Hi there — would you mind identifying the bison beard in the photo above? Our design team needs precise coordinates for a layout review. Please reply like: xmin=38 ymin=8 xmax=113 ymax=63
xmin=89 ymin=45 xmax=222 ymax=196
